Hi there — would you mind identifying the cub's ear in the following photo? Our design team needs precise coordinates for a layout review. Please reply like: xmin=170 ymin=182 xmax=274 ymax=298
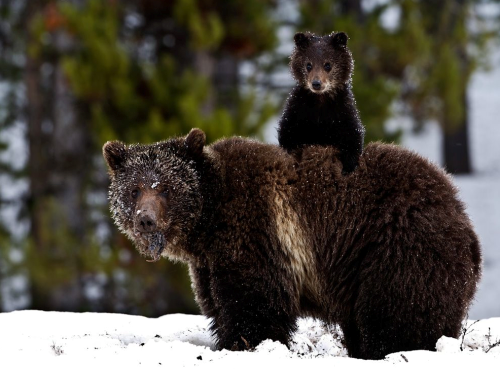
xmin=184 ymin=128 xmax=206 ymax=159
xmin=331 ymin=32 xmax=348 ymax=47
xmin=294 ymin=32 xmax=310 ymax=49
xmin=103 ymin=141 xmax=127 ymax=171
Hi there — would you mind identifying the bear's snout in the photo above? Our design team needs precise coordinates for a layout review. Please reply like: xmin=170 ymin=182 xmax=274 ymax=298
xmin=136 ymin=212 xmax=157 ymax=233
xmin=312 ymin=80 xmax=322 ymax=90
xmin=133 ymin=191 xmax=164 ymax=234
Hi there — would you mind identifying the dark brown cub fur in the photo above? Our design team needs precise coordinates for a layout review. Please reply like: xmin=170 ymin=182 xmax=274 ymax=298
xmin=103 ymin=130 xmax=481 ymax=360
xmin=278 ymin=31 xmax=364 ymax=174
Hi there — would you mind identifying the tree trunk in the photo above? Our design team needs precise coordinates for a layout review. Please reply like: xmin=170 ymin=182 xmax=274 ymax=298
xmin=24 ymin=0 xmax=51 ymax=310
xmin=24 ymin=1 xmax=88 ymax=311
xmin=442 ymin=90 xmax=472 ymax=174
xmin=442 ymin=0 xmax=472 ymax=175
xmin=418 ymin=0 xmax=472 ymax=175
xmin=339 ymin=0 xmax=363 ymax=22
xmin=213 ymin=53 xmax=239 ymax=114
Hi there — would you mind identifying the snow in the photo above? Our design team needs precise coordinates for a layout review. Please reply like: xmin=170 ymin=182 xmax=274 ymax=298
xmin=0 ymin=311 xmax=499 ymax=367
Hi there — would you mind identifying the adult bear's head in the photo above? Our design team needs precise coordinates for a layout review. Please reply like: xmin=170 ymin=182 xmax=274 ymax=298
xmin=102 ymin=129 xmax=206 ymax=262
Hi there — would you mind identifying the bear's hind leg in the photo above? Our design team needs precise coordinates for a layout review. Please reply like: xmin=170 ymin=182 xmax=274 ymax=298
xmin=340 ymin=318 xmax=363 ymax=359
xmin=355 ymin=313 xmax=442 ymax=360
xmin=351 ymin=285 xmax=453 ymax=360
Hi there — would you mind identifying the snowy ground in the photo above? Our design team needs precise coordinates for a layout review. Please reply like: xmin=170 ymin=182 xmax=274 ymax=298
xmin=0 ymin=311 xmax=499 ymax=368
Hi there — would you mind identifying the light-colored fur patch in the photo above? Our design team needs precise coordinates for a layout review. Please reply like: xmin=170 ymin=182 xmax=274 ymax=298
xmin=274 ymin=192 xmax=319 ymax=301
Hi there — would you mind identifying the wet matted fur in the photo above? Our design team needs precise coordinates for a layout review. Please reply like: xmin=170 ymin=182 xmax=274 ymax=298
xmin=103 ymin=129 xmax=481 ymax=360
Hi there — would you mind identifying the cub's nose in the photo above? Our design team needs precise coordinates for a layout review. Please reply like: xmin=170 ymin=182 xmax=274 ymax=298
xmin=312 ymin=80 xmax=322 ymax=90
xmin=136 ymin=212 xmax=157 ymax=233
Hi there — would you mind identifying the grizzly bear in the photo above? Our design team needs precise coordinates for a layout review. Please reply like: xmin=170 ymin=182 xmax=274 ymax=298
xmin=278 ymin=31 xmax=364 ymax=174
xmin=103 ymin=129 xmax=481 ymax=360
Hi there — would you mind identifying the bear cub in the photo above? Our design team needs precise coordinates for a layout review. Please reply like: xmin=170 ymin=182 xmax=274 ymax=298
xmin=278 ymin=31 xmax=364 ymax=174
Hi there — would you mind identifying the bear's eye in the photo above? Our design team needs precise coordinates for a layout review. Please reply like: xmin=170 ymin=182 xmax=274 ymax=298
xmin=324 ymin=63 xmax=331 ymax=72
xmin=160 ymin=188 xmax=169 ymax=198
xmin=306 ymin=63 xmax=312 ymax=72
xmin=131 ymin=188 xmax=140 ymax=199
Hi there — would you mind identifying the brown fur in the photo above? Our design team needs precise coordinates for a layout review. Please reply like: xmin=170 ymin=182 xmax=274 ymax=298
xmin=103 ymin=129 xmax=481 ymax=359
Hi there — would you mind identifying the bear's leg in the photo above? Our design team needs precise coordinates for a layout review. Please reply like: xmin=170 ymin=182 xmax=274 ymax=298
xmin=353 ymin=313 xmax=443 ymax=360
xmin=348 ymin=244 xmax=473 ymax=359
xmin=338 ymin=151 xmax=359 ymax=174
xmin=339 ymin=318 xmax=363 ymax=359
xmin=210 ymin=265 xmax=297 ymax=351
xmin=341 ymin=312 xmax=413 ymax=360
xmin=351 ymin=289 xmax=458 ymax=360
xmin=189 ymin=264 xmax=220 ymax=332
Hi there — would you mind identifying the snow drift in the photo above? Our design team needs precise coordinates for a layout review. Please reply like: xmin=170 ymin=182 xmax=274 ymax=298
xmin=0 ymin=311 xmax=499 ymax=368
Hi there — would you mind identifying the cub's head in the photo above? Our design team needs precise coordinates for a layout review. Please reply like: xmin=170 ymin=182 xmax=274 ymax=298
xmin=290 ymin=31 xmax=353 ymax=94
xmin=102 ymin=128 xmax=206 ymax=262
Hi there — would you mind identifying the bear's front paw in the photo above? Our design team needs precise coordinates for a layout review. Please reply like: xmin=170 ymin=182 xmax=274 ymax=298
xmin=230 ymin=336 xmax=253 ymax=351
xmin=218 ymin=336 xmax=254 ymax=351
xmin=340 ymin=158 xmax=359 ymax=175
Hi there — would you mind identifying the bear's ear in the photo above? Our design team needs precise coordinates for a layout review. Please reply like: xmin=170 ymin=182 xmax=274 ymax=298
xmin=331 ymin=32 xmax=348 ymax=47
xmin=294 ymin=32 xmax=310 ymax=49
xmin=184 ymin=128 xmax=206 ymax=159
xmin=103 ymin=141 xmax=128 ymax=171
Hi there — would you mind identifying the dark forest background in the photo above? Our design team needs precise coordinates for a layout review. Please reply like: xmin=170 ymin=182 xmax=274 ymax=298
xmin=0 ymin=0 xmax=498 ymax=316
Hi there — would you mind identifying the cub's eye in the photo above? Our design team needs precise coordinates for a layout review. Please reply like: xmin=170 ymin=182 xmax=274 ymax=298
xmin=324 ymin=62 xmax=332 ymax=72
xmin=306 ymin=63 xmax=312 ymax=72
xmin=131 ymin=188 xmax=140 ymax=199
xmin=160 ymin=188 xmax=169 ymax=198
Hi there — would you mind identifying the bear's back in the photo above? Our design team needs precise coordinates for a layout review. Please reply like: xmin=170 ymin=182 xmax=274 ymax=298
xmin=210 ymin=137 xmax=298 ymax=190
xmin=294 ymin=142 xmax=480 ymax=321
xmin=295 ymin=141 xmax=478 ymax=252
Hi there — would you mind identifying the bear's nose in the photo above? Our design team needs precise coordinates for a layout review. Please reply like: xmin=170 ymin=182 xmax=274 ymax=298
xmin=312 ymin=80 xmax=322 ymax=90
xmin=136 ymin=213 xmax=157 ymax=233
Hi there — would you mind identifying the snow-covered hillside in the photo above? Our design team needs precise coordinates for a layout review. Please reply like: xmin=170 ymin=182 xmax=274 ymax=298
xmin=0 ymin=311 xmax=499 ymax=367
